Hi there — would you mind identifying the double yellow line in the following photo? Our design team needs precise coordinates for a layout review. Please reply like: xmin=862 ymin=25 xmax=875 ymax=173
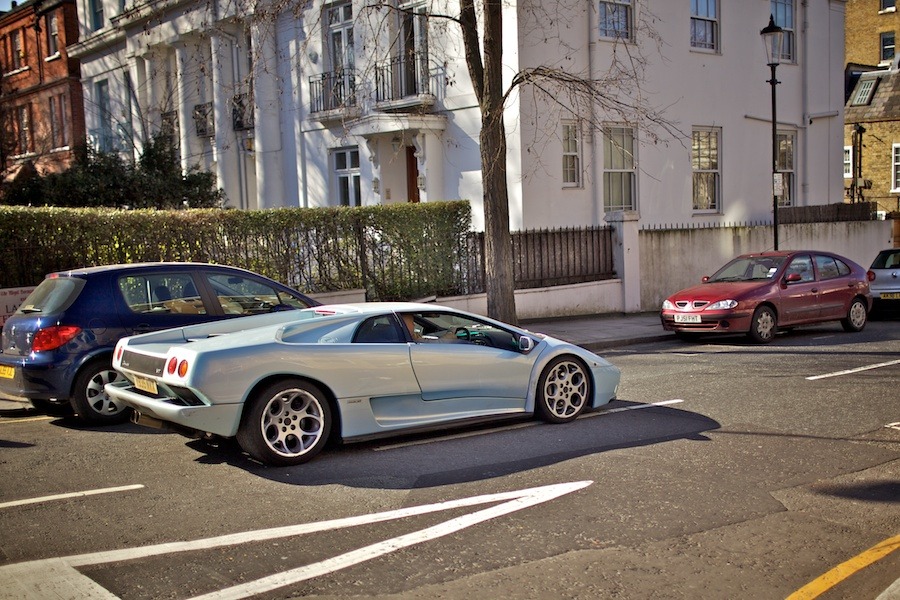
xmin=788 ymin=534 xmax=900 ymax=599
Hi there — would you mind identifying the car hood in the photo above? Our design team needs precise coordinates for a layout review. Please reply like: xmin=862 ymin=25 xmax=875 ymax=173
xmin=667 ymin=281 xmax=770 ymax=303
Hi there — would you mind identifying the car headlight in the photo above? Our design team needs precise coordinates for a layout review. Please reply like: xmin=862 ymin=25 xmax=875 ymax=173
xmin=706 ymin=299 xmax=738 ymax=310
xmin=662 ymin=300 xmax=676 ymax=310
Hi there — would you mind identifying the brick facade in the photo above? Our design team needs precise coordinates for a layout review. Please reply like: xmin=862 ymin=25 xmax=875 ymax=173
xmin=0 ymin=0 xmax=83 ymax=182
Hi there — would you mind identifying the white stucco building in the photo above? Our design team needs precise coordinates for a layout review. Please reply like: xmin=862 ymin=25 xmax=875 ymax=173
xmin=68 ymin=0 xmax=847 ymax=231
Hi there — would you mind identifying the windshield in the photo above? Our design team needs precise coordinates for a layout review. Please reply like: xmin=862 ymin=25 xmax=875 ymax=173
xmin=708 ymin=256 xmax=786 ymax=282
xmin=16 ymin=277 xmax=86 ymax=315
xmin=870 ymin=249 xmax=900 ymax=269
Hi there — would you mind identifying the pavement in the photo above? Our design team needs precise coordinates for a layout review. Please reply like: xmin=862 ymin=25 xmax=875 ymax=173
xmin=522 ymin=311 xmax=673 ymax=351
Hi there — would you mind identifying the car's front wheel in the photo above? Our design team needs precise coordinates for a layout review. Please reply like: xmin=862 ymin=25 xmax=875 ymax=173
xmin=747 ymin=305 xmax=777 ymax=344
xmin=70 ymin=359 xmax=130 ymax=425
xmin=237 ymin=379 xmax=332 ymax=466
xmin=841 ymin=297 xmax=868 ymax=332
xmin=536 ymin=356 xmax=591 ymax=424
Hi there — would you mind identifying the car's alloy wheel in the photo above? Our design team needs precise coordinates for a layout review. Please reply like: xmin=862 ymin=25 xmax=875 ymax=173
xmin=238 ymin=379 xmax=332 ymax=466
xmin=70 ymin=360 xmax=130 ymax=425
xmin=536 ymin=356 xmax=591 ymax=423
xmin=841 ymin=298 xmax=868 ymax=332
xmin=748 ymin=306 xmax=777 ymax=344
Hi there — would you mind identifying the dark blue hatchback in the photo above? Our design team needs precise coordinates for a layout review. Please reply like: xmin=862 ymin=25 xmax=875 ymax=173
xmin=0 ymin=263 xmax=318 ymax=424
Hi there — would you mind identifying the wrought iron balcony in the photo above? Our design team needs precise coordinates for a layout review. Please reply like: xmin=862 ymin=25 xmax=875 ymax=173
xmin=309 ymin=69 xmax=357 ymax=114
xmin=232 ymin=94 xmax=254 ymax=131
xmin=375 ymin=52 xmax=433 ymax=109
xmin=193 ymin=102 xmax=214 ymax=137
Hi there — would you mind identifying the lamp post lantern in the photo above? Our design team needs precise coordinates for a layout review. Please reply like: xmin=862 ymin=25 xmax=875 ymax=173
xmin=761 ymin=14 xmax=784 ymax=250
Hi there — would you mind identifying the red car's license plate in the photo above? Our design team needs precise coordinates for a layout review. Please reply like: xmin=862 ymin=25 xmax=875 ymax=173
xmin=674 ymin=314 xmax=702 ymax=324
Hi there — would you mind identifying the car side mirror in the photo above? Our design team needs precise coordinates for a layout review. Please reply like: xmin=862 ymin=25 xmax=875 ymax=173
xmin=518 ymin=335 xmax=536 ymax=353
xmin=702 ymin=276 xmax=710 ymax=282
xmin=784 ymin=273 xmax=802 ymax=284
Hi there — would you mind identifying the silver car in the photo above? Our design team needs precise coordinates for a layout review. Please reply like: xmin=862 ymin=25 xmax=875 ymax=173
xmin=106 ymin=303 xmax=621 ymax=466
xmin=868 ymin=248 xmax=900 ymax=314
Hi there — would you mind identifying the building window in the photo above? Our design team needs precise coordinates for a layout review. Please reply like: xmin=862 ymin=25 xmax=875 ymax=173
xmin=843 ymin=146 xmax=853 ymax=179
xmin=851 ymin=78 xmax=878 ymax=105
xmin=334 ymin=147 xmax=361 ymax=207
xmin=690 ymin=0 xmax=718 ymax=51
xmin=692 ymin=128 xmax=720 ymax=212
xmin=47 ymin=12 xmax=59 ymax=56
xmin=771 ymin=0 xmax=795 ymax=62
xmin=94 ymin=80 xmax=113 ymax=152
xmin=90 ymin=0 xmax=104 ymax=31
xmin=777 ymin=131 xmax=795 ymax=207
xmin=327 ymin=2 xmax=355 ymax=107
xmin=562 ymin=122 xmax=581 ymax=187
xmin=16 ymin=105 xmax=30 ymax=155
xmin=49 ymin=93 xmax=69 ymax=149
xmin=892 ymin=144 xmax=900 ymax=191
xmin=11 ymin=29 xmax=23 ymax=69
xmin=881 ymin=0 xmax=896 ymax=13
xmin=599 ymin=0 xmax=632 ymax=40
xmin=881 ymin=32 xmax=895 ymax=63
xmin=602 ymin=126 xmax=635 ymax=211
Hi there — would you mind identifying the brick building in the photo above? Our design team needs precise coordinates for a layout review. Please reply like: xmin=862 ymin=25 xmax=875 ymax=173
xmin=0 ymin=0 xmax=84 ymax=184
xmin=844 ymin=0 xmax=900 ymax=214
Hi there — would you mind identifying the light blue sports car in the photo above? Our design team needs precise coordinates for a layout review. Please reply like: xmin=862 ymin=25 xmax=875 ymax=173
xmin=106 ymin=303 xmax=621 ymax=466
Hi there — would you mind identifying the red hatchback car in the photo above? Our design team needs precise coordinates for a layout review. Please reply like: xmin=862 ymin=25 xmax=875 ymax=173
xmin=660 ymin=251 xmax=871 ymax=343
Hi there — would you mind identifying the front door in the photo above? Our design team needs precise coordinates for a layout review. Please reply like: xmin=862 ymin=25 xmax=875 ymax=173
xmin=406 ymin=146 xmax=420 ymax=203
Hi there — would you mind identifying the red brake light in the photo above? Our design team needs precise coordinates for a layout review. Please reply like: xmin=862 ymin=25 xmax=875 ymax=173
xmin=867 ymin=270 xmax=876 ymax=282
xmin=31 ymin=326 xmax=82 ymax=352
xmin=167 ymin=356 xmax=178 ymax=375
xmin=116 ymin=345 xmax=124 ymax=361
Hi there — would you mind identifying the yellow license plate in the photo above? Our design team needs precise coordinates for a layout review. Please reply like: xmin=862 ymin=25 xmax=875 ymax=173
xmin=881 ymin=292 xmax=900 ymax=300
xmin=133 ymin=376 xmax=158 ymax=395
xmin=0 ymin=365 xmax=14 ymax=379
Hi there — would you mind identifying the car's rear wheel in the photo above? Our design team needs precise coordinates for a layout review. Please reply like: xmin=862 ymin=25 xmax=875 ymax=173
xmin=841 ymin=297 xmax=868 ymax=332
xmin=237 ymin=379 xmax=332 ymax=466
xmin=747 ymin=306 xmax=777 ymax=344
xmin=536 ymin=356 xmax=591 ymax=424
xmin=70 ymin=359 xmax=130 ymax=425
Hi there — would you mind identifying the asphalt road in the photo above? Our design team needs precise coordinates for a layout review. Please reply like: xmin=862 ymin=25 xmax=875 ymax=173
xmin=0 ymin=320 xmax=898 ymax=599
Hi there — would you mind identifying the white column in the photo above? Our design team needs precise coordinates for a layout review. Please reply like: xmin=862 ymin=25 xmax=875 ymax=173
xmin=173 ymin=39 xmax=203 ymax=171
xmin=606 ymin=210 xmax=642 ymax=313
xmin=250 ymin=20 xmax=284 ymax=209
xmin=413 ymin=131 xmax=444 ymax=203
xmin=211 ymin=32 xmax=243 ymax=208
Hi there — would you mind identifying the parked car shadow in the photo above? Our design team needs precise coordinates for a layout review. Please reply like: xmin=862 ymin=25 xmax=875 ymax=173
xmin=180 ymin=400 xmax=720 ymax=489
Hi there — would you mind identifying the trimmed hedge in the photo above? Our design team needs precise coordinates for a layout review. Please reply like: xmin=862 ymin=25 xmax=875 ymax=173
xmin=0 ymin=201 xmax=473 ymax=301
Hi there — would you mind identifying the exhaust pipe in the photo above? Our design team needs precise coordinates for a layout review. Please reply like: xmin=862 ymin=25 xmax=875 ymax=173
xmin=132 ymin=411 xmax=204 ymax=439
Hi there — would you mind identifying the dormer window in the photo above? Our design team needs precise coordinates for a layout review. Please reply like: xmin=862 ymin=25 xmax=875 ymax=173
xmin=852 ymin=78 xmax=878 ymax=106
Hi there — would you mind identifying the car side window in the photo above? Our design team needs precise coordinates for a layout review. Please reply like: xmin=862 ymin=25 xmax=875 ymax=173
xmin=119 ymin=274 xmax=206 ymax=315
xmin=814 ymin=255 xmax=841 ymax=281
xmin=785 ymin=256 xmax=815 ymax=283
xmin=205 ymin=274 xmax=304 ymax=315
xmin=403 ymin=311 xmax=520 ymax=351
xmin=352 ymin=316 xmax=405 ymax=343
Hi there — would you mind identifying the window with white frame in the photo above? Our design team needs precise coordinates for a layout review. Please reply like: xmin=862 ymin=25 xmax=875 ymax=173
xmin=95 ymin=79 xmax=113 ymax=152
xmin=602 ymin=126 xmax=636 ymax=211
xmin=892 ymin=144 xmax=900 ymax=191
xmin=881 ymin=0 xmax=896 ymax=12
xmin=16 ymin=105 xmax=30 ymax=155
xmin=47 ymin=12 xmax=59 ymax=56
xmin=881 ymin=31 xmax=895 ymax=63
xmin=397 ymin=2 xmax=429 ymax=97
xmin=334 ymin=147 xmax=361 ymax=206
xmin=843 ymin=146 xmax=853 ymax=179
xmin=562 ymin=121 xmax=581 ymax=187
xmin=599 ymin=0 xmax=632 ymax=40
xmin=777 ymin=131 xmax=795 ymax=207
xmin=852 ymin=78 xmax=878 ymax=105
xmin=692 ymin=128 xmax=720 ymax=212
xmin=90 ymin=0 xmax=104 ymax=31
xmin=326 ymin=2 xmax=355 ymax=107
xmin=11 ymin=29 xmax=23 ymax=70
xmin=690 ymin=0 xmax=718 ymax=51
xmin=771 ymin=0 xmax=795 ymax=62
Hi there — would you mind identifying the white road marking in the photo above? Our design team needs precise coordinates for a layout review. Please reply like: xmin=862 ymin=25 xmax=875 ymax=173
xmin=0 ymin=485 xmax=145 ymax=510
xmin=886 ymin=422 xmax=900 ymax=431
xmin=375 ymin=399 xmax=685 ymax=451
xmin=805 ymin=359 xmax=900 ymax=380
xmin=0 ymin=481 xmax=593 ymax=600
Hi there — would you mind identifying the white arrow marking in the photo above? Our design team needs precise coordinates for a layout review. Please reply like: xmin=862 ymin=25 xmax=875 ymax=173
xmin=0 ymin=481 xmax=593 ymax=600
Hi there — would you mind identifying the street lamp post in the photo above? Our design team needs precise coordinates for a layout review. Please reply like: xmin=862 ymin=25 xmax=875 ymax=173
xmin=761 ymin=15 xmax=784 ymax=251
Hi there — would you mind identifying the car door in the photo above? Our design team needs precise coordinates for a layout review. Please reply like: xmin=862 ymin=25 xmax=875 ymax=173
xmin=778 ymin=254 xmax=820 ymax=323
xmin=116 ymin=271 xmax=220 ymax=335
xmin=813 ymin=254 xmax=854 ymax=319
xmin=404 ymin=311 xmax=533 ymax=410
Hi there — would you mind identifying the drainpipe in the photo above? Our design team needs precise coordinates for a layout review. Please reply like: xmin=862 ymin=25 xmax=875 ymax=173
xmin=800 ymin=0 xmax=809 ymax=205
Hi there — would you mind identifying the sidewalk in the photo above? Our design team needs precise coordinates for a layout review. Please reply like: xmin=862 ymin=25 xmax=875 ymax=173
xmin=521 ymin=311 xmax=673 ymax=351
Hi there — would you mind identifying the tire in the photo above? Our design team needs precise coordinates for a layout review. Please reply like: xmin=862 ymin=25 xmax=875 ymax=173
xmin=747 ymin=306 xmax=777 ymax=344
xmin=69 ymin=359 xmax=131 ymax=425
xmin=535 ymin=356 xmax=591 ymax=424
xmin=237 ymin=379 xmax=332 ymax=466
xmin=30 ymin=398 xmax=75 ymax=417
xmin=841 ymin=297 xmax=868 ymax=332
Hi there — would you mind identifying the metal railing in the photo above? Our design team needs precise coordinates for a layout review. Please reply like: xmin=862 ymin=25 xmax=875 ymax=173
xmin=309 ymin=70 xmax=357 ymax=113
xmin=375 ymin=52 xmax=430 ymax=103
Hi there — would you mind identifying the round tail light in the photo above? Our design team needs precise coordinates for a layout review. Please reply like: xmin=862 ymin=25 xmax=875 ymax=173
xmin=867 ymin=270 xmax=876 ymax=282
xmin=167 ymin=356 xmax=178 ymax=375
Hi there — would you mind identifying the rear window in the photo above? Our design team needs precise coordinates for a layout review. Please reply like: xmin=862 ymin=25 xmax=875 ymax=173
xmin=871 ymin=250 xmax=900 ymax=269
xmin=16 ymin=277 xmax=87 ymax=315
xmin=118 ymin=274 xmax=206 ymax=315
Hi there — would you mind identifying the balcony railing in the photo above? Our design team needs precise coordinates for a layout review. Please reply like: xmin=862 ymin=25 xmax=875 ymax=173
xmin=193 ymin=102 xmax=214 ymax=137
xmin=309 ymin=69 xmax=356 ymax=114
xmin=232 ymin=94 xmax=254 ymax=131
xmin=375 ymin=52 xmax=430 ymax=104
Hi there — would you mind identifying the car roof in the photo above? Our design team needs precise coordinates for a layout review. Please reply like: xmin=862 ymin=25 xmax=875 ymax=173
xmin=47 ymin=262 xmax=252 ymax=277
